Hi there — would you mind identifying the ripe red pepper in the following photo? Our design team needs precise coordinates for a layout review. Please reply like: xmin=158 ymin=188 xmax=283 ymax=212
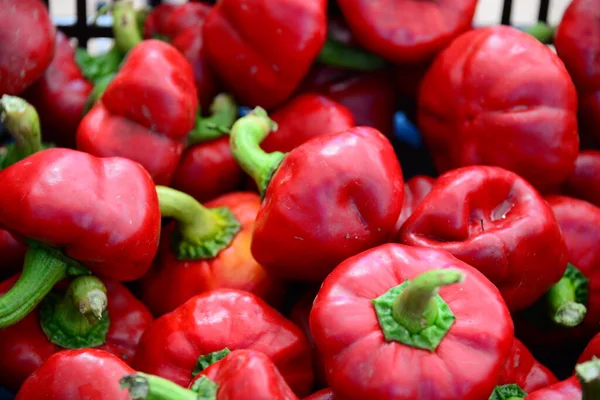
xmin=140 ymin=188 xmax=284 ymax=316
xmin=203 ymin=0 xmax=328 ymax=109
xmin=77 ymin=40 xmax=198 ymax=185
xmin=0 ymin=0 xmax=55 ymax=96
xmin=0 ymin=230 xmax=25 ymax=280
xmin=133 ymin=289 xmax=313 ymax=397
xmin=0 ymin=275 xmax=152 ymax=392
xmin=304 ymin=389 xmax=334 ymax=400
xmin=578 ymin=331 xmax=600 ymax=364
xmin=143 ymin=4 xmax=176 ymax=38
xmin=230 ymin=109 xmax=404 ymax=281
xmin=310 ymin=243 xmax=513 ymax=399
xmin=396 ymin=175 xmax=435 ymax=231
xmin=15 ymin=349 xmax=135 ymax=400
xmin=555 ymin=0 xmax=600 ymax=142
xmin=562 ymin=150 xmax=600 ymax=208
xmin=399 ymin=166 xmax=568 ymax=312
xmin=498 ymin=338 xmax=557 ymax=393
xmin=0 ymin=148 xmax=160 ymax=328
xmin=418 ymin=26 xmax=579 ymax=193
xmin=337 ymin=0 xmax=477 ymax=64
xmin=524 ymin=359 xmax=600 ymax=400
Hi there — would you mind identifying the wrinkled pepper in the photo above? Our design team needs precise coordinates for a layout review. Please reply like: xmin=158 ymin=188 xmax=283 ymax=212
xmin=562 ymin=150 xmax=600 ymax=208
xmin=418 ymin=26 xmax=579 ymax=193
xmin=133 ymin=289 xmax=313 ymax=397
xmin=399 ymin=166 xmax=568 ymax=312
xmin=230 ymin=108 xmax=404 ymax=281
xmin=0 ymin=147 xmax=160 ymax=327
xmin=525 ymin=359 xmax=600 ymax=400
xmin=203 ymin=0 xmax=327 ymax=109
xmin=310 ymin=243 xmax=513 ymax=399
xmin=395 ymin=175 xmax=435 ymax=231
xmin=498 ymin=338 xmax=557 ymax=393
xmin=140 ymin=188 xmax=284 ymax=316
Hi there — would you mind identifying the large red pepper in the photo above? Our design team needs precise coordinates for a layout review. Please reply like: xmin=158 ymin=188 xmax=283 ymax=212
xmin=15 ymin=349 xmax=135 ymax=400
xmin=310 ymin=243 xmax=513 ymax=399
xmin=140 ymin=188 xmax=284 ymax=316
xmin=418 ymin=26 xmax=579 ymax=193
xmin=0 ymin=0 xmax=55 ymax=96
xmin=230 ymin=109 xmax=403 ymax=281
xmin=143 ymin=4 xmax=176 ymax=38
xmin=203 ymin=0 xmax=327 ymax=109
xmin=77 ymin=40 xmax=198 ymax=185
xmin=399 ymin=166 xmax=568 ymax=312
xmin=578 ymin=332 xmax=600 ymax=364
xmin=0 ymin=275 xmax=152 ymax=392
xmin=524 ymin=359 xmax=600 ymax=400
xmin=562 ymin=150 xmax=600 ymax=208
xmin=395 ymin=175 xmax=435 ymax=231
xmin=498 ymin=338 xmax=557 ymax=393
xmin=133 ymin=289 xmax=313 ymax=397
xmin=555 ymin=0 xmax=600 ymax=143
xmin=0 ymin=148 xmax=160 ymax=328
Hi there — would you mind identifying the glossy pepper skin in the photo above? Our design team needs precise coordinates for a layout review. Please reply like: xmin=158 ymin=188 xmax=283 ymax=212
xmin=498 ymin=338 xmax=557 ymax=393
xmin=338 ymin=0 xmax=476 ymax=64
xmin=133 ymin=289 xmax=314 ymax=397
xmin=418 ymin=26 xmax=579 ymax=193
xmin=23 ymin=31 xmax=93 ymax=148
xmin=562 ymin=151 xmax=600 ymax=208
xmin=0 ymin=230 xmax=25 ymax=280
xmin=525 ymin=377 xmax=581 ymax=400
xmin=395 ymin=175 xmax=435 ymax=231
xmin=77 ymin=40 xmax=198 ymax=185
xmin=555 ymin=0 xmax=600 ymax=142
xmin=0 ymin=0 xmax=56 ymax=96
xmin=310 ymin=243 xmax=513 ymax=400
xmin=203 ymin=0 xmax=328 ymax=109
xmin=399 ymin=166 xmax=568 ymax=312
xmin=15 ymin=349 xmax=134 ymax=400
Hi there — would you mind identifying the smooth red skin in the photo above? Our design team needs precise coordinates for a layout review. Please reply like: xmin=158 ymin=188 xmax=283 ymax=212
xmin=418 ymin=26 xmax=579 ymax=193
xmin=337 ymin=0 xmax=477 ymax=64
xmin=395 ymin=175 xmax=435 ymax=231
xmin=133 ymin=289 xmax=314 ymax=397
xmin=0 ymin=0 xmax=55 ymax=96
xmin=300 ymin=66 xmax=396 ymax=138
xmin=140 ymin=192 xmax=285 ymax=316
xmin=252 ymin=127 xmax=404 ymax=282
xmin=261 ymin=94 xmax=355 ymax=153
xmin=555 ymin=0 xmax=600 ymax=142
xmin=77 ymin=103 xmax=185 ymax=186
xmin=310 ymin=243 xmax=514 ymax=400
xmin=562 ymin=150 xmax=600 ymax=208
xmin=143 ymin=4 xmax=176 ymax=38
xmin=15 ymin=349 xmax=134 ymax=400
xmin=526 ymin=377 xmax=581 ymax=400
xmin=102 ymin=40 xmax=198 ymax=139
xmin=191 ymin=349 xmax=299 ymax=400
xmin=498 ymin=338 xmax=557 ymax=393
xmin=0 ymin=230 xmax=25 ymax=280
xmin=162 ymin=3 xmax=211 ymax=38
xmin=203 ymin=0 xmax=327 ymax=109
xmin=399 ymin=166 xmax=568 ymax=312
xmin=303 ymin=389 xmax=334 ymax=400
xmin=578 ymin=332 xmax=600 ymax=363
xmin=0 ymin=276 xmax=152 ymax=392
xmin=0 ymin=148 xmax=160 ymax=281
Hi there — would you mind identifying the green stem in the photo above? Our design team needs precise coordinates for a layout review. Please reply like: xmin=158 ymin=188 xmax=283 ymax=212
xmin=576 ymin=359 xmax=600 ymax=400
xmin=187 ymin=94 xmax=238 ymax=146
xmin=112 ymin=0 xmax=143 ymax=54
xmin=317 ymin=38 xmax=389 ymax=71
xmin=229 ymin=107 xmax=285 ymax=196
xmin=121 ymin=373 xmax=217 ymax=400
xmin=546 ymin=264 xmax=588 ymax=328
xmin=524 ymin=22 xmax=555 ymax=44
xmin=0 ymin=95 xmax=42 ymax=169
xmin=488 ymin=384 xmax=527 ymax=400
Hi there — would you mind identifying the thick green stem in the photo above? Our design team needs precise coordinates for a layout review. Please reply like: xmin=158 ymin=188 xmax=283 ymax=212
xmin=524 ymin=22 xmax=555 ymax=44
xmin=546 ymin=263 xmax=588 ymax=328
xmin=576 ymin=359 xmax=600 ymax=400
xmin=121 ymin=373 xmax=217 ymax=400
xmin=113 ymin=0 xmax=143 ymax=54
xmin=0 ymin=95 xmax=42 ymax=168
xmin=187 ymin=94 xmax=238 ymax=145
xmin=317 ymin=38 xmax=388 ymax=71
xmin=229 ymin=107 xmax=285 ymax=196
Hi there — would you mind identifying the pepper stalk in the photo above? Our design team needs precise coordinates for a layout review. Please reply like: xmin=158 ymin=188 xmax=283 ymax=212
xmin=121 ymin=373 xmax=218 ymax=400
xmin=0 ymin=95 xmax=43 ymax=169
xmin=187 ymin=94 xmax=238 ymax=146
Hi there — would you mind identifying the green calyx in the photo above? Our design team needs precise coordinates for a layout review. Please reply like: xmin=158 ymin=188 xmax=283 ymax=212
xmin=229 ymin=107 xmax=285 ymax=197
xmin=156 ymin=186 xmax=241 ymax=260
xmin=317 ymin=37 xmax=388 ymax=71
xmin=0 ymin=95 xmax=43 ymax=169
xmin=187 ymin=94 xmax=238 ymax=146
xmin=192 ymin=348 xmax=231 ymax=377
xmin=121 ymin=372 xmax=217 ymax=400
xmin=83 ymin=73 xmax=116 ymax=115
xmin=40 ymin=276 xmax=109 ymax=349
xmin=190 ymin=376 xmax=219 ymax=399
xmin=112 ymin=0 xmax=144 ymax=54
xmin=488 ymin=384 xmax=527 ymax=400
xmin=75 ymin=46 xmax=124 ymax=84
xmin=576 ymin=358 xmax=600 ymax=400
xmin=546 ymin=263 xmax=589 ymax=328
xmin=372 ymin=269 xmax=463 ymax=352
xmin=524 ymin=22 xmax=555 ymax=44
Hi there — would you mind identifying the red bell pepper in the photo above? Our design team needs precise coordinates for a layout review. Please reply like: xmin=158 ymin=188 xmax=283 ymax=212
xmin=0 ymin=0 xmax=55 ymax=96
xmin=0 ymin=147 xmax=160 ymax=328
xmin=396 ymin=175 xmax=435 ymax=231
xmin=133 ymin=289 xmax=313 ymax=396
xmin=304 ymin=389 xmax=334 ymax=400
xmin=525 ymin=359 xmax=600 ymax=400
xmin=203 ymin=0 xmax=328 ymax=109
xmin=337 ymin=0 xmax=477 ymax=64
xmin=143 ymin=4 xmax=176 ymax=39
xmin=140 ymin=188 xmax=284 ymax=316
xmin=399 ymin=166 xmax=568 ymax=312
xmin=562 ymin=150 xmax=600 ymax=208
xmin=261 ymin=93 xmax=355 ymax=153
xmin=15 ymin=349 xmax=135 ymax=400
xmin=230 ymin=109 xmax=404 ymax=281
xmin=578 ymin=332 xmax=600 ymax=364
xmin=555 ymin=0 xmax=600 ymax=143
xmin=310 ymin=243 xmax=513 ymax=399
xmin=0 ymin=230 xmax=25 ymax=280
xmin=418 ymin=25 xmax=579 ymax=193
xmin=0 ymin=275 xmax=152 ymax=392
xmin=498 ymin=338 xmax=557 ymax=393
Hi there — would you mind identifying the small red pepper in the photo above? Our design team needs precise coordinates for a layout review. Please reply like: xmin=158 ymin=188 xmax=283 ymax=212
xmin=133 ymin=289 xmax=313 ymax=397
xmin=203 ymin=0 xmax=328 ymax=109
xmin=418 ymin=25 xmax=579 ymax=193
xmin=0 ymin=0 xmax=56 ymax=96
xmin=498 ymin=338 xmax=557 ymax=393
xmin=304 ymin=389 xmax=334 ymax=400
xmin=399 ymin=166 xmax=568 ymax=312
xmin=310 ymin=243 xmax=513 ymax=399
xmin=230 ymin=109 xmax=404 ymax=281
xmin=525 ymin=359 xmax=600 ymax=400
xmin=562 ymin=150 xmax=600 ymax=208
xmin=15 ymin=349 xmax=135 ymax=400
xmin=0 ymin=230 xmax=25 ymax=280
xmin=395 ymin=175 xmax=435 ymax=231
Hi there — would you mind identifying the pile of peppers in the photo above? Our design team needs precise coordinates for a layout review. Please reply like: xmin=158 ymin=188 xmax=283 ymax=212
xmin=1 ymin=0 xmax=600 ymax=399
